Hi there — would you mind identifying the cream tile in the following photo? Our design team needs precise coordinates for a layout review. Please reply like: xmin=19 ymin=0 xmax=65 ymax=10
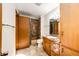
xmin=16 ymin=45 xmax=48 ymax=56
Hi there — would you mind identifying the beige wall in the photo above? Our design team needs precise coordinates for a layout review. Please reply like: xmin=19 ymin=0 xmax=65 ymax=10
xmin=2 ymin=3 xmax=15 ymax=56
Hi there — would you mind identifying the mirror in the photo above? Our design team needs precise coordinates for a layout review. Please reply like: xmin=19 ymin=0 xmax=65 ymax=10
xmin=50 ymin=19 xmax=59 ymax=36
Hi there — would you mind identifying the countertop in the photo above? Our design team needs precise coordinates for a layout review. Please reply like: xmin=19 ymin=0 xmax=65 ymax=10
xmin=44 ymin=35 xmax=60 ymax=44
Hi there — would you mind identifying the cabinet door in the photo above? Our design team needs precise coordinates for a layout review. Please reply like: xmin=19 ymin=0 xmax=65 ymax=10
xmin=45 ymin=38 xmax=51 ymax=56
xmin=60 ymin=46 xmax=79 ymax=56
xmin=45 ymin=43 xmax=51 ymax=56
xmin=43 ymin=38 xmax=46 ymax=51
xmin=51 ymin=42 xmax=60 ymax=56
xmin=43 ymin=37 xmax=51 ymax=56
xmin=60 ymin=3 xmax=79 ymax=55
xmin=0 ymin=3 xmax=2 ymax=50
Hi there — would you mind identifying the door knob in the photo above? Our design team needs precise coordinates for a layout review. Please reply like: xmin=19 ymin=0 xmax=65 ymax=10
xmin=61 ymin=31 xmax=64 ymax=35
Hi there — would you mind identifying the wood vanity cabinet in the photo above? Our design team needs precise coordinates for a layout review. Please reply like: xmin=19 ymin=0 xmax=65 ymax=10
xmin=43 ymin=37 xmax=51 ymax=56
xmin=43 ymin=37 xmax=59 ymax=56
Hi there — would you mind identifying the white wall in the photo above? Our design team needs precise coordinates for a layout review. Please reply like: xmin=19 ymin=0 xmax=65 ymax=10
xmin=2 ymin=3 xmax=15 ymax=56
xmin=41 ymin=15 xmax=45 ymax=38
xmin=41 ymin=15 xmax=50 ymax=38
xmin=45 ymin=6 xmax=60 ymax=20
xmin=40 ymin=6 xmax=60 ymax=38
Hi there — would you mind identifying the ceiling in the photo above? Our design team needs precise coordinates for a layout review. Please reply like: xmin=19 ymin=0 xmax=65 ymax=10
xmin=15 ymin=3 xmax=59 ymax=18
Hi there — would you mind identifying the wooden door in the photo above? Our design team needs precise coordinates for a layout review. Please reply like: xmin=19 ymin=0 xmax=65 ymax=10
xmin=19 ymin=16 xmax=30 ymax=49
xmin=0 ymin=4 xmax=2 ymax=51
xmin=60 ymin=3 xmax=79 ymax=56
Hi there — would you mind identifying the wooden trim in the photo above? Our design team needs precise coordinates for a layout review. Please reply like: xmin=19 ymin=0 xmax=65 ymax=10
xmin=61 ymin=45 xmax=79 ymax=53
xmin=16 ymin=13 xmax=19 ymax=50
xmin=29 ymin=18 xmax=31 ymax=45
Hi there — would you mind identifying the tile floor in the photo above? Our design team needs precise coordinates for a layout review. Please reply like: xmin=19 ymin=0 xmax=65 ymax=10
xmin=16 ymin=45 xmax=48 ymax=56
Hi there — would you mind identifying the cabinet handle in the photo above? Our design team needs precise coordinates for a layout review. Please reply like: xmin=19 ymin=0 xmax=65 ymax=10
xmin=61 ymin=31 xmax=64 ymax=35
xmin=61 ymin=48 xmax=64 ymax=53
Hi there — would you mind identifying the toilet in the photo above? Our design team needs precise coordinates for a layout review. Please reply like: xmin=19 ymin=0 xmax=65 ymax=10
xmin=37 ymin=39 xmax=43 ymax=47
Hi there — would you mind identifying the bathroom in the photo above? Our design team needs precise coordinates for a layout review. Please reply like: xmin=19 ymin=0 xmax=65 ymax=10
xmin=15 ymin=3 xmax=60 ymax=56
